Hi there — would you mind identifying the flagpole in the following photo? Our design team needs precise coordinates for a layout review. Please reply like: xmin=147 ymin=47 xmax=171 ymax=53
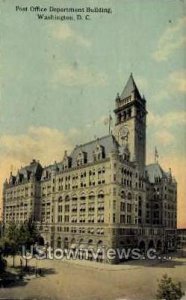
xmin=108 ymin=113 xmax=112 ymax=135
xmin=155 ymin=147 xmax=159 ymax=163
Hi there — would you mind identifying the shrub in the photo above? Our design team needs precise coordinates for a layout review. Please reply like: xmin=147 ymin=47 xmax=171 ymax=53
xmin=156 ymin=274 xmax=185 ymax=300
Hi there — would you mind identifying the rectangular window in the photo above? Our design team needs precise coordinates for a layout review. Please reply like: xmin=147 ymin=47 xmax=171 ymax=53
xmin=65 ymin=205 xmax=69 ymax=212
xmin=113 ymin=213 xmax=116 ymax=223
xmin=113 ymin=200 xmax=116 ymax=209
xmin=64 ymin=215 xmax=69 ymax=222
xmin=58 ymin=215 xmax=62 ymax=222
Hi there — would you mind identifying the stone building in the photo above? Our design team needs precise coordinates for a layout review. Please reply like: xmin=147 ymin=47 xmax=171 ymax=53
xmin=177 ymin=228 xmax=186 ymax=250
xmin=2 ymin=74 xmax=177 ymax=262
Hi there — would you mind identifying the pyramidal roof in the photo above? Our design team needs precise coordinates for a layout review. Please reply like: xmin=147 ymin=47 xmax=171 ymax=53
xmin=120 ymin=73 xmax=141 ymax=100
xmin=145 ymin=163 xmax=169 ymax=183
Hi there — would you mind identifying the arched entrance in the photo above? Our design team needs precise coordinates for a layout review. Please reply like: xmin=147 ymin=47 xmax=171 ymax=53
xmin=70 ymin=238 xmax=77 ymax=251
xmin=148 ymin=240 xmax=155 ymax=249
xmin=88 ymin=239 xmax=94 ymax=261
xmin=97 ymin=240 xmax=104 ymax=262
xmin=79 ymin=239 xmax=86 ymax=259
xmin=57 ymin=237 xmax=62 ymax=248
xmin=156 ymin=240 xmax=162 ymax=251
xmin=37 ymin=236 xmax=45 ymax=246
xmin=139 ymin=240 xmax=146 ymax=254
xmin=64 ymin=237 xmax=69 ymax=249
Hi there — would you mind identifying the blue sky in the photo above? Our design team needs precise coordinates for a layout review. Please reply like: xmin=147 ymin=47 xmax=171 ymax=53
xmin=0 ymin=0 xmax=186 ymax=225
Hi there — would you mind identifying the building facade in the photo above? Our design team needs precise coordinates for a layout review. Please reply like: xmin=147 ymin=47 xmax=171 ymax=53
xmin=2 ymin=74 xmax=177 ymax=263
xmin=177 ymin=229 xmax=186 ymax=250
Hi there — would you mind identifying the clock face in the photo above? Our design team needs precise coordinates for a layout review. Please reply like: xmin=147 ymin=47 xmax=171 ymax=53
xmin=119 ymin=126 xmax=129 ymax=139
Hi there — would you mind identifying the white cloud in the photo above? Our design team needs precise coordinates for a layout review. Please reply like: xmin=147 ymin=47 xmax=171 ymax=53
xmin=152 ymin=69 xmax=186 ymax=102
xmin=148 ymin=110 xmax=185 ymax=155
xmin=155 ymin=129 xmax=175 ymax=146
xmin=148 ymin=111 xmax=186 ymax=128
xmin=0 ymin=126 xmax=78 ymax=217
xmin=86 ymin=117 xmax=105 ymax=129
xmin=0 ymin=126 xmax=73 ymax=166
xmin=153 ymin=17 xmax=186 ymax=61
xmin=169 ymin=69 xmax=186 ymax=93
xmin=52 ymin=24 xmax=91 ymax=47
xmin=53 ymin=65 xmax=107 ymax=87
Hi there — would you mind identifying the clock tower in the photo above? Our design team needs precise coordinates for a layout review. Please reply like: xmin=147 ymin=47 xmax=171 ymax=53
xmin=113 ymin=74 xmax=147 ymax=174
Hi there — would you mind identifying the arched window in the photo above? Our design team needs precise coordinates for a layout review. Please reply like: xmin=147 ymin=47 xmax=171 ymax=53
xmin=64 ymin=237 xmax=68 ymax=249
xmin=80 ymin=193 xmax=86 ymax=201
xmin=58 ymin=196 xmax=63 ymax=202
xmin=128 ymin=109 xmax=132 ymax=118
xmin=121 ymin=190 xmax=126 ymax=199
xmin=98 ymin=168 xmax=102 ymax=174
xmin=97 ymin=240 xmax=103 ymax=247
xmin=65 ymin=195 xmax=70 ymax=202
xmin=118 ymin=113 xmax=121 ymax=122
xmin=71 ymin=238 xmax=76 ymax=244
xmin=98 ymin=190 xmax=104 ymax=199
xmin=72 ymin=194 xmax=77 ymax=201
xmin=89 ymin=192 xmax=95 ymax=200
xmin=79 ymin=238 xmax=84 ymax=244
xmin=57 ymin=237 xmax=61 ymax=248
xmin=139 ymin=196 xmax=142 ymax=206
xmin=128 ymin=192 xmax=132 ymax=200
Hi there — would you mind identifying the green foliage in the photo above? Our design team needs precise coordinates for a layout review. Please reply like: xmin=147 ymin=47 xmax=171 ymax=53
xmin=0 ymin=220 xmax=39 ymax=268
xmin=1 ymin=220 xmax=39 ymax=266
xmin=6 ymin=221 xmax=19 ymax=241
xmin=0 ymin=256 xmax=7 ymax=273
xmin=0 ymin=239 xmax=7 ymax=272
xmin=19 ymin=219 xmax=39 ymax=247
xmin=156 ymin=274 xmax=185 ymax=300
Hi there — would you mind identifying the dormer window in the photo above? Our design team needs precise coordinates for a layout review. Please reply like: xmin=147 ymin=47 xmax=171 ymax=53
xmin=93 ymin=144 xmax=105 ymax=162
xmin=63 ymin=150 xmax=72 ymax=170
xmin=76 ymin=151 xmax=87 ymax=167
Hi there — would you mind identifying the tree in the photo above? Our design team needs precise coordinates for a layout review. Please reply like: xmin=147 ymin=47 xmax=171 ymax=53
xmin=17 ymin=219 xmax=39 ymax=268
xmin=2 ymin=220 xmax=39 ymax=268
xmin=156 ymin=274 xmax=185 ymax=300
xmin=0 ymin=239 xmax=7 ymax=273
xmin=3 ymin=222 xmax=19 ymax=267
xmin=18 ymin=219 xmax=39 ymax=248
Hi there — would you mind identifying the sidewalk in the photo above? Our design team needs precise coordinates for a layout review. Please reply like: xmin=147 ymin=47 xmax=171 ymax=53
xmin=58 ymin=256 xmax=159 ymax=271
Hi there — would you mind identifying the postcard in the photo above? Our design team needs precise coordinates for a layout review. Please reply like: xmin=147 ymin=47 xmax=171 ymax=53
xmin=0 ymin=1 xmax=186 ymax=299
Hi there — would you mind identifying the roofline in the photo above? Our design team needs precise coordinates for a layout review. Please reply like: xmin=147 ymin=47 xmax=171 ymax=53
xmin=72 ymin=133 xmax=117 ymax=149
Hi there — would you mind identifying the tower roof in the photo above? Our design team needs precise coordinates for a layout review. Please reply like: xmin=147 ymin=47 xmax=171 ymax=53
xmin=120 ymin=73 xmax=141 ymax=100
xmin=145 ymin=163 xmax=176 ymax=184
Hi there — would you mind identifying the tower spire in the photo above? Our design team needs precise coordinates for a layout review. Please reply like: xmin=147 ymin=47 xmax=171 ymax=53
xmin=120 ymin=73 xmax=141 ymax=100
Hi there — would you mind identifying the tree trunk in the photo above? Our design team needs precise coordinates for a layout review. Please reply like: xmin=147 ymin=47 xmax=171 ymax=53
xmin=25 ymin=258 xmax=28 ymax=269
xmin=12 ymin=255 xmax=15 ymax=267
